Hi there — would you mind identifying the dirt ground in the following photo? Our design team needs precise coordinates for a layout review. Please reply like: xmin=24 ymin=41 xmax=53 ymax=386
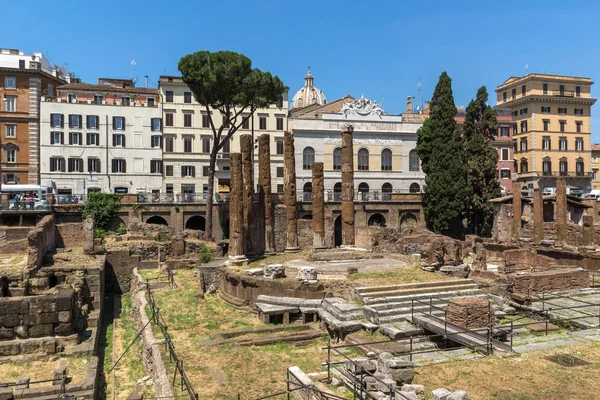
xmin=0 ymin=355 xmax=90 ymax=383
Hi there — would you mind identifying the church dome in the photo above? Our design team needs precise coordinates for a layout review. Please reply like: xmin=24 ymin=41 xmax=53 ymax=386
xmin=291 ymin=67 xmax=327 ymax=109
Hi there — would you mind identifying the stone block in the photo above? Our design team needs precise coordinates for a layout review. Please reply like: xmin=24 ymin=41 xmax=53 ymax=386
xmin=0 ymin=327 xmax=14 ymax=339
xmin=16 ymin=377 xmax=29 ymax=390
xmin=24 ymin=312 xmax=59 ymax=326
xmin=55 ymin=290 xmax=74 ymax=311
xmin=432 ymin=388 xmax=452 ymax=400
xmin=14 ymin=325 xmax=28 ymax=338
xmin=245 ymin=268 xmax=264 ymax=276
xmin=29 ymin=324 xmax=54 ymax=337
xmin=5 ymin=298 xmax=28 ymax=314
xmin=402 ymin=384 xmax=425 ymax=394
xmin=399 ymin=391 xmax=419 ymax=400
xmin=29 ymin=296 xmax=57 ymax=313
xmin=264 ymin=264 xmax=285 ymax=279
xmin=39 ymin=338 xmax=57 ymax=354
xmin=345 ymin=358 xmax=378 ymax=374
xmin=447 ymin=390 xmax=470 ymax=400
xmin=55 ymin=323 xmax=75 ymax=336
xmin=0 ymin=342 xmax=20 ymax=356
xmin=20 ymin=339 xmax=40 ymax=354
xmin=52 ymin=361 xmax=69 ymax=385
xmin=58 ymin=311 xmax=72 ymax=323
xmin=439 ymin=264 xmax=470 ymax=278
xmin=297 ymin=266 xmax=318 ymax=282
xmin=0 ymin=387 xmax=12 ymax=400
xmin=0 ymin=314 xmax=20 ymax=327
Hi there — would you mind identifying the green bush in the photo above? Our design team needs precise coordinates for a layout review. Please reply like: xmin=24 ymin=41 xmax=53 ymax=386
xmin=116 ymin=223 xmax=127 ymax=235
xmin=197 ymin=244 xmax=213 ymax=264
xmin=81 ymin=192 xmax=121 ymax=230
xmin=94 ymin=228 xmax=108 ymax=239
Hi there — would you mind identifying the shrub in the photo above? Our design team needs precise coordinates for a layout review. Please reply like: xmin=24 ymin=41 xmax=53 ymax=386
xmin=116 ymin=223 xmax=127 ymax=235
xmin=94 ymin=227 xmax=108 ymax=239
xmin=197 ymin=244 xmax=213 ymax=264
xmin=81 ymin=192 xmax=121 ymax=230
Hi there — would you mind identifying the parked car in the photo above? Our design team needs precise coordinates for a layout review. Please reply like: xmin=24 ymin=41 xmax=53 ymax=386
xmin=542 ymin=186 xmax=584 ymax=197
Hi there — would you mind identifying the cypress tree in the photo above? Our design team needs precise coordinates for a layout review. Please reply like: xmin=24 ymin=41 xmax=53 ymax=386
xmin=416 ymin=72 xmax=467 ymax=236
xmin=463 ymin=86 xmax=502 ymax=236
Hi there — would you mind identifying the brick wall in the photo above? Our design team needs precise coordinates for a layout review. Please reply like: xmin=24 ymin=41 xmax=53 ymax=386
xmin=510 ymin=269 xmax=588 ymax=294
xmin=55 ymin=222 xmax=85 ymax=248
xmin=27 ymin=214 xmax=56 ymax=269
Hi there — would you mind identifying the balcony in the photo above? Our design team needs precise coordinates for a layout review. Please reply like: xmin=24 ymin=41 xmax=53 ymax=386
xmin=552 ymin=90 xmax=575 ymax=98
xmin=519 ymin=171 xmax=592 ymax=179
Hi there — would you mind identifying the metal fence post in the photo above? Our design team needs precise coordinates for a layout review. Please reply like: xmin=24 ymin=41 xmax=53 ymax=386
xmin=327 ymin=338 xmax=331 ymax=383
xmin=510 ymin=320 xmax=514 ymax=351
xmin=359 ymin=367 xmax=364 ymax=399
xmin=287 ymin=368 xmax=291 ymax=400
xmin=409 ymin=336 xmax=413 ymax=361
xmin=411 ymin=299 xmax=414 ymax=321
xmin=430 ymin=297 xmax=433 ymax=314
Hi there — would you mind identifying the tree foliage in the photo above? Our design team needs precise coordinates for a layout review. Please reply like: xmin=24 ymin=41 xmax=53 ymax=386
xmin=178 ymin=51 xmax=287 ymax=241
xmin=81 ymin=192 xmax=121 ymax=230
xmin=416 ymin=72 xmax=467 ymax=236
xmin=463 ymin=86 xmax=501 ymax=236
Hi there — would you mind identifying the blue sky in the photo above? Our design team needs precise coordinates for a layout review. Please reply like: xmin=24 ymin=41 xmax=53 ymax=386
xmin=3 ymin=0 xmax=599 ymax=141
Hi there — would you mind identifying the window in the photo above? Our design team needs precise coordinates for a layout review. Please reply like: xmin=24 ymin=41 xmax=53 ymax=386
xmin=4 ymin=173 xmax=18 ymax=184
xmin=559 ymin=84 xmax=565 ymax=95
xmin=222 ymin=138 xmax=230 ymax=153
xmin=502 ymin=92 xmax=507 ymax=102
xmin=165 ymin=137 xmax=174 ymax=153
xmin=559 ymin=159 xmax=568 ymax=176
xmin=512 ymin=124 xmax=518 ymax=135
xmin=382 ymin=183 xmax=393 ymax=199
xmin=5 ymin=76 xmax=16 ymax=89
xmin=559 ymin=137 xmax=567 ymax=151
xmin=576 ymin=159 xmax=585 ymax=176
xmin=113 ymin=116 xmax=125 ymax=130
xmin=543 ymin=83 xmax=548 ymax=94
xmin=150 ymin=160 xmax=163 ymax=174
xmin=558 ymin=107 xmax=567 ymax=114
xmin=520 ymin=138 xmax=527 ymax=151
xmin=276 ymin=167 xmax=284 ymax=177
xmin=541 ymin=106 xmax=550 ymax=113
xmin=259 ymin=116 xmax=267 ymax=130
xmin=202 ymin=114 xmax=210 ymax=128
xmin=543 ymin=158 xmax=552 ymax=175
xmin=87 ymin=115 xmax=99 ymax=130
xmin=303 ymin=182 xmax=313 ymax=202
xmin=333 ymin=147 xmax=342 ymax=170
xmin=500 ymin=126 xmax=509 ymax=137
xmin=184 ymin=92 xmax=192 ymax=104
xmin=542 ymin=136 xmax=551 ymax=150
xmin=520 ymin=159 xmax=528 ymax=173
xmin=358 ymin=148 xmax=369 ymax=170
xmin=51 ymin=114 xmax=63 ymax=128
xmin=88 ymin=158 xmax=101 ymax=173
xmin=560 ymin=120 xmax=566 ymax=132
xmin=112 ymin=159 xmax=126 ymax=173
xmin=277 ymin=97 xmax=283 ymax=108
xmin=277 ymin=184 xmax=284 ymax=194
xmin=94 ymin=95 xmax=103 ymax=105
xmin=184 ymin=113 xmax=192 ymax=127
xmin=121 ymin=96 xmax=130 ymax=106
xmin=276 ymin=140 xmax=284 ymax=155
xmin=303 ymin=147 xmax=315 ymax=170
xmin=242 ymin=117 xmax=249 ymax=130
xmin=501 ymin=148 xmax=510 ymax=161
xmin=147 ymin=98 xmax=155 ymax=107
xmin=276 ymin=117 xmax=284 ymax=131
xmin=50 ymin=157 xmax=65 ymax=172
xmin=501 ymin=169 xmax=511 ymax=179
xmin=69 ymin=114 xmax=82 ymax=128
xmin=113 ymin=134 xmax=125 ymax=147
xmin=594 ymin=170 xmax=598 ymax=181
xmin=67 ymin=93 xmax=77 ymax=103
xmin=576 ymin=137 xmax=584 ymax=151
xmin=165 ymin=165 xmax=174 ymax=176
xmin=69 ymin=132 xmax=82 ymax=145
xmin=162 ymin=113 xmax=173 ymax=127
xmin=575 ymin=108 xmax=584 ymax=116
xmin=576 ymin=86 xmax=581 ymax=97
xmin=222 ymin=114 xmax=230 ymax=129
xmin=575 ymin=121 xmax=582 ymax=133
xmin=184 ymin=137 xmax=192 ymax=153
xmin=182 ymin=166 xmax=195 ymax=177
xmin=51 ymin=131 xmax=63 ymax=145
xmin=151 ymin=118 xmax=162 ymax=131
xmin=409 ymin=150 xmax=420 ymax=171
xmin=511 ymin=88 xmax=516 ymax=99
xmin=4 ymin=96 xmax=16 ymax=112
xmin=165 ymin=91 xmax=173 ymax=102
xmin=543 ymin=120 xmax=549 ymax=131
xmin=519 ymin=108 xmax=528 ymax=115
xmin=521 ymin=85 xmax=526 ymax=96
xmin=511 ymin=110 xmax=518 ymax=117
xmin=151 ymin=135 xmax=162 ymax=148
xmin=68 ymin=158 xmax=83 ymax=172
xmin=5 ymin=149 xmax=16 ymax=163
xmin=5 ymin=124 xmax=16 ymax=138
xmin=202 ymin=166 xmax=209 ymax=177
xmin=381 ymin=149 xmax=392 ymax=171
xmin=87 ymin=133 xmax=99 ymax=146
xmin=520 ymin=121 xmax=528 ymax=133
xmin=18 ymin=60 xmax=25 ymax=69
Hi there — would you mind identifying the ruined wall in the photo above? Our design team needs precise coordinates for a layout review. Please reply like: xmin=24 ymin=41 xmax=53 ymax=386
xmin=274 ymin=204 xmax=287 ymax=253
xmin=0 ymin=227 xmax=29 ymax=253
xmin=493 ymin=204 xmax=514 ymax=243
xmin=105 ymin=250 xmax=140 ymax=294
xmin=298 ymin=219 xmax=313 ymax=251
xmin=510 ymin=269 xmax=588 ymax=294
xmin=356 ymin=227 xmax=388 ymax=250
xmin=27 ymin=215 xmax=56 ymax=270
xmin=55 ymin=222 xmax=85 ymax=248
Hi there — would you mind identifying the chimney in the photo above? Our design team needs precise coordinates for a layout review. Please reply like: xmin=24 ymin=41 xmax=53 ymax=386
xmin=52 ymin=65 xmax=58 ymax=77
xmin=406 ymin=96 xmax=413 ymax=113
xmin=425 ymin=100 xmax=431 ymax=110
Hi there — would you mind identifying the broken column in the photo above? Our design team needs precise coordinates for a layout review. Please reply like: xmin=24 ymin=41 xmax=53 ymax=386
xmin=228 ymin=153 xmax=247 ymax=264
xmin=512 ymin=185 xmax=522 ymax=240
xmin=533 ymin=188 xmax=544 ymax=243
xmin=258 ymin=134 xmax=274 ymax=254
xmin=583 ymin=215 xmax=594 ymax=246
xmin=312 ymin=162 xmax=326 ymax=249
xmin=284 ymin=131 xmax=299 ymax=252
xmin=341 ymin=124 xmax=355 ymax=246
xmin=556 ymin=178 xmax=567 ymax=244
xmin=240 ymin=134 xmax=254 ymax=255
xmin=83 ymin=216 xmax=94 ymax=254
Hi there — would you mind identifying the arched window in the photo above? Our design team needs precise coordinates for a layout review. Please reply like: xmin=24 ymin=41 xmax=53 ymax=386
xmin=576 ymin=157 xmax=584 ymax=176
xmin=542 ymin=157 xmax=552 ymax=176
xmin=409 ymin=150 xmax=420 ymax=171
xmin=520 ymin=158 xmax=528 ymax=174
xmin=381 ymin=149 xmax=392 ymax=171
xmin=358 ymin=182 xmax=369 ymax=201
xmin=333 ymin=147 xmax=342 ymax=170
xmin=303 ymin=182 xmax=312 ymax=202
xmin=382 ymin=183 xmax=393 ymax=200
xmin=358 ymin=148 xmax=369 ymax=170
xmin=409 ymin=183 xmax=421 ymax=193
xmin=333 ymin=182 xmax=342 ymax=201
xmin=559 ymin=157 xmax=568 ymax=176
xmin=303 ymin=147 xmax=315 ymax=170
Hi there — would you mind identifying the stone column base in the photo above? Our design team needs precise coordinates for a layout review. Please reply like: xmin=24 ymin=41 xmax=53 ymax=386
xmin=284 ymin=247 xmax=300 ymax=253
xmin=339 ymin=245 xmax=356 ymax=250
xmin=227 ymin=255 xmax=249 ymax=267
xmin=313 ymin=245 xmax=328 ymax=251
xmin=264 ymin=249 xmax=276 ymax=256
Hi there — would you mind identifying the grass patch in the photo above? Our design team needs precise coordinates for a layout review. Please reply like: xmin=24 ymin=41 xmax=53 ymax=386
xmin=347 ymin=266 xmax=455 ymax=286
xmin=0 ymin=355 xmax=90 ymax=383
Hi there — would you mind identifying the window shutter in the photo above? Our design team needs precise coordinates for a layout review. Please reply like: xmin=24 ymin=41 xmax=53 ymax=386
xmin=78 ymin=133 xmax=82 ymax=145
xmin=2 ymin=174 xmax=7 ymax=183
xmin=112 ymin=117 xmax=116 ymax=130
xmin=60 ymin=158 xmax=65 ymax=172
xmin=95 ymin=134 xmax=100 ymax=146
xmin=160 ymin=118 xmax=163 ymax=131
xmin=112 ymin=160 xmax=116 ymax=173
xmin=192 ymin=166 xmax=196 ymax=178
xmin=79 ymin=115 xmax=82 ymax=127
xmin=50 ymin=132 xmax=54 ymax=145
xmin=112 ymin=134 xmax=116 ymax=147
xmin=50 ymin=158 xmax=55 ymax=172
xmin=122 ymin=135 xmax=126 ymax=147
xmin=78 ymin=159 xmax=83 ymax=172
xmin=97 ymin=159 xmax=101 ymax=173
xmin=86 ymin=134 xmax=90 ymax=146
xmin=150 ymin=161 xmax=155 ymax=174
xmin=86 ymin=115 xmax=90 ymax=128
xmin=122 ymin=160 xmax=126 ymax=173
xmin=88 ymin=158 xmax=91 ymax=172
xmin=151 ymin=136 xmax=154 ymax=148
xmin=60 ymin=114 xmax=64 ymax=128
xmin=69 ymin=133 xmax=73 ymax=145
xmin=160 ymin=136 xmax=163 ymax=149
xmin=181 ymin=168 xmax=185 ymax=177
xmin=68 ymin=115 xmax=73 ymax=128
xmin=122 ymin=117 xmax=126 ymax=130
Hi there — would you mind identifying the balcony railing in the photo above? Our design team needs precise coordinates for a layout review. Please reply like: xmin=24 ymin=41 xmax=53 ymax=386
xmin=0 ymin=200 xmax=50 ymax=212
xmin=552 ymin=90 xmax=575 ymax=97
xmin=300 ymin=190 xmax=421 ymax=202
xmin=136 ymin=192 xmax=230 ymax=204
xmin=518 ymin=171 xmax=593 ymax=179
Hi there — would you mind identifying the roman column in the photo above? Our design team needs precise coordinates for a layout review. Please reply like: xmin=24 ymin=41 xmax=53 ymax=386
xmin=583 ymin=215 xmax=594 ymax=247
xmin=258 ymin=134 xmax=274 ymax=254
xmin=240 ymin=134 xmax=254 ymax=254
xmin=284 ymin=131 xmax=299 ymax=252
xmin=341 ymin=124 xmax=355 ymax=246
xmin=228 ymin=153 xmax=247 ymax=264
xmin=512 ymin=186 xmax=522 ymax=240
xmin=556 ymin=178 xmax=567 ymax=243
xmin=312 ymin=162 xmax=326 ymax=249
xmin=533 ymin=188 xmax=544 ymax=243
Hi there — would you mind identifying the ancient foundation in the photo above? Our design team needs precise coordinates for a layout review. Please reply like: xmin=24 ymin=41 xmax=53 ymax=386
xmin=228 ymin=153 xmax=247 ymax=264
xmin=512 ymin=187 xmax=521 ymax=240
xmin=240 ymin=134 xmax=254 ymax=254
xmin=533 ymin=188 xmax=543 ymax=243
xmin=583 ymin=215 xmax=594 ymax=246
xmin=556 ymin=178 xmax=567 ymax=243
xmin=284 ymin=131 xmax=299 ymax=252
xmin=341 ymin=124 xmax=355 ymax=246
xmin=312 ymin=162 xmax=326 ymax=249
xmin=446 ymin=297 xmax=491 ymax=329
xmin=258 ymin=134 xmax=275 ymax=254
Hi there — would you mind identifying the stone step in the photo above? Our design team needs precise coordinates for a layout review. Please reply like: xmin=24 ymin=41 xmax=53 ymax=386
xmin=363 ymin=287 xmax=483 ymax=305
xmin=322 ymin=297 xmax=364 ymax=321
xmin=355 ymin=279 xmax=475 ymax=295
xmin=316 ymin=308 xmax=363 ymax=333
xmin=366 ymin=292 xmax=487 ymax=310
xmin=360 ymin=283 xmax=481 ymax=300
xmin=379 ymin=321 xmax=424 ymax=340
xmin=377 ymin=310 xmax=447 ymax=325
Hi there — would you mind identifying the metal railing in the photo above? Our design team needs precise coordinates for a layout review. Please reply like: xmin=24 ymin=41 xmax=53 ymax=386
xmin=55 ymin=194 xmax=88 ymax=204
xmin=0 ymin=200 xmax=50 ymax=211
xmin=552 ymin=90 xmax=575 ymax=97
xmin=136 ymin=192 xmax=231 ymax=204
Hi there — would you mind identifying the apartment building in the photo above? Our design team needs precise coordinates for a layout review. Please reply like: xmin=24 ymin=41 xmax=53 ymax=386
xmin=39 ymin=78 xmax=162 ymax=195
xmin=592 ymin=144 xmax=600 ymax=190
xmin=495 ymin=73 xmax=597 ymax=191
xmin=0 ymin=49 xmax=67 ymax=185
xmin=158 ymin=76 xmax=289 ymax=199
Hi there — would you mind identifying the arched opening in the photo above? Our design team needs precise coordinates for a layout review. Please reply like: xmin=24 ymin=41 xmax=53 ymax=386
xmin=146 ymin=216 xmax=168 ymax=226
xmin=358 ymin=182 xmax=369 ymax=201
xmin=333 ymin=147 xmax=342 ymax=170
xmin=106 ymin=216 xmax=126 ymax=232
xmin=185 ymin=215 xmax=206 ymax=231
xmin=303 ymin=147 xmax=315 ymax=170
xmin=381 ymin=149 xmax=392 ymax=171
xmin=400 ymin=213 xmax=417 ymax=231
xmin=48 ymin=274 xmax=57 ymax=289
xmin=382 ymin=183 xmax=393 ymax=200
xmin=334 ymin=215 xmax=342 ymax=247
xmin=358 ymin=148 xmax=369 ymax=170
xmin=301 ymin=214 xmax=313 ymax=220
xmin=409 ymin=150 xmax=420 ymax=171
xmin=333 ymin=182 xmax=342 ymax=201
xmin=409 ymin=183 xmax=421 ymax=193
xmin=368 ymin=213 xmax=386 ymax=227
xmin=303 ymin=182 xmax=313 ymax=202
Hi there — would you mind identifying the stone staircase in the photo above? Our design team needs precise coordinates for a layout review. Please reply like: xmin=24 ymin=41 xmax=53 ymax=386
xmin=317 ymin=298 xmax=375 ymax=336
xmin=357 ymin=279 xmax=485 ymax=325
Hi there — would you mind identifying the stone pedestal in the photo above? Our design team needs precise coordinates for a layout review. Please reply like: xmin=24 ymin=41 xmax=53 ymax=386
xmin=556 ymin=178 xmax=567 ymax=244
xmin=341 ymin=124 xmax=355 ymax=246
xmin=240 ymin=134 xmax=254 ymax=254
xmin=264 ymin=264 xmax=285 ymax=279
xmin=258 ymin=134 xmax=274 ymax=254
xmin=284 ymin=131 xmax=299 ymax=252
xmin=312 ymin=162 xmax=326 ymax=249
xmin=533 ymin=188 xmax=544 ymax=244
xmin=297 ymin=266 xmax=318 ymax=282
xmin=512 ymin=187 xmax=522 ymax=240
xmin=446 ymin=297 xmax=491 ymax=329
xmin=228 ymin=153 xmax=247 ymax=265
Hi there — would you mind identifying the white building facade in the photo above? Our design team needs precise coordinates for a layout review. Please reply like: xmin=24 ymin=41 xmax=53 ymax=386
xmin=39 ymin=80 xmax=163 ymax=196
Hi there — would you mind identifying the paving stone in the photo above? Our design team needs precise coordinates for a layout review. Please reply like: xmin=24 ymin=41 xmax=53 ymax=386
xmin=432 ymin=387 xmax=451 ymax=400
xmin=447 ymin=390 xmax=470 ymax=400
